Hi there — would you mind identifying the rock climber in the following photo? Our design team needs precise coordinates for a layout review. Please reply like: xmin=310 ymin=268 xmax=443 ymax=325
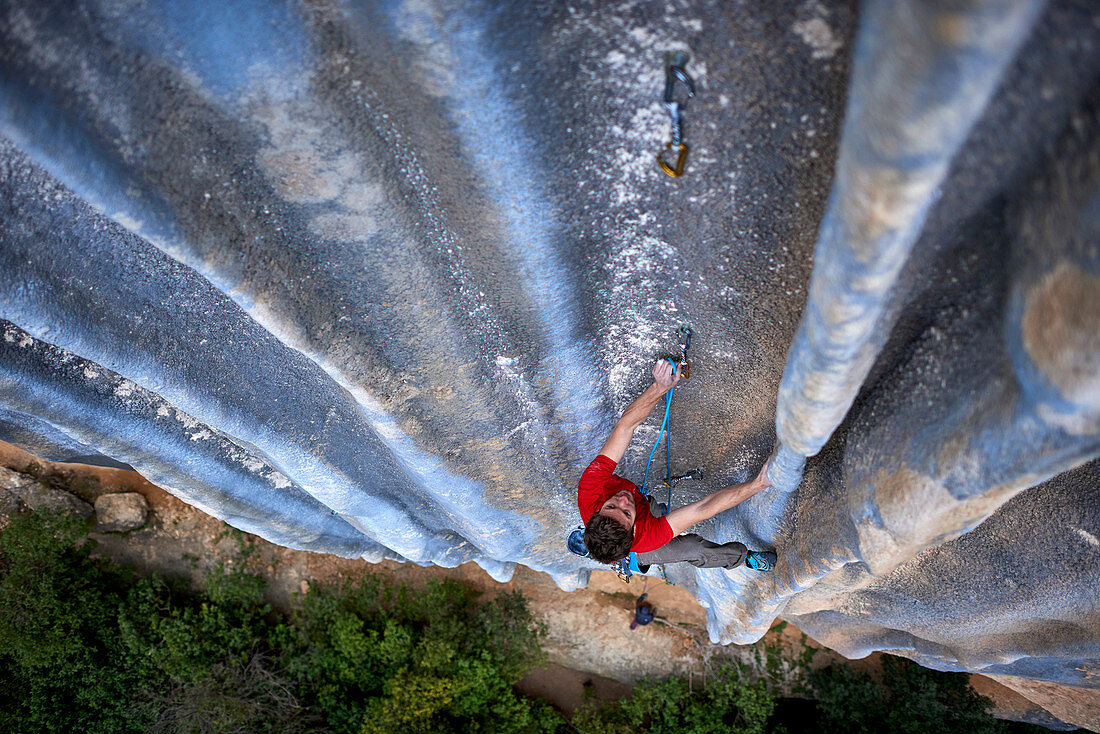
xmin=579 ymin=358 xmax=776 ymax=571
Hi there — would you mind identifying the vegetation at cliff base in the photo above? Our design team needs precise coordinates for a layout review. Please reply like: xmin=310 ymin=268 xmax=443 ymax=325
xmin=572 ymin=662 xmax=775 ymax=734
xmin=0 ymin=510 xmax=558 ymax=734
xmin=808 ymin=654 xmax=1010 ymax=734
xmin=0 ymin=509 xmax=1061 ymax=733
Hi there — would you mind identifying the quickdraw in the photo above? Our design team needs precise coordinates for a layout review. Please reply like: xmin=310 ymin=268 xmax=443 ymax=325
xmin=657 ymin=53 xmax=696 ymax=178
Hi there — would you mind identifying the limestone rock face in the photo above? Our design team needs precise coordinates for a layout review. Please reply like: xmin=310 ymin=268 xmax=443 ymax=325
xmin=989 ymin=676 xmax=1100 ymax=733
xmin=93 ymin=492 xmax=149 ymax=533
xmin=0 ymin=0 xmax=1097 ymax=724
xmin=0 ymin=465 xmax=93 ymax=519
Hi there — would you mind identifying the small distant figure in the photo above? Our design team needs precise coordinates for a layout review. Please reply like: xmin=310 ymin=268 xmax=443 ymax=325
xmin=578 ymin=359 xmax=776 ymax=571
xmin=630 ymin=592 xmax=656 ymax=630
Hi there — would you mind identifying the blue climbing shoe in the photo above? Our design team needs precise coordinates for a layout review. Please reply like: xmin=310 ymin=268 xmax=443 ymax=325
xmin=745 ymin=550 xmax=777 ymax=572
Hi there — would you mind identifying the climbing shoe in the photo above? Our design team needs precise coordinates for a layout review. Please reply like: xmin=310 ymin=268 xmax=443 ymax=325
xmin=745 ymin=550 xmax=777 ymax=572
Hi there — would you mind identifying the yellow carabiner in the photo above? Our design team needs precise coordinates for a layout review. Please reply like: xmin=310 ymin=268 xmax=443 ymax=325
xmin=657 ymin=142 xmax=689 ymax=177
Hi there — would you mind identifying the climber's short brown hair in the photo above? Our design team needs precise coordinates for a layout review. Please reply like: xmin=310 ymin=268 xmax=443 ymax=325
xmin=583 ymin=513 xmax=633 ymax=564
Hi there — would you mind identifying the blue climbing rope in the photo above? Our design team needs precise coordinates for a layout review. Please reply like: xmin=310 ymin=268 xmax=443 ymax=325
xmin=638 ymin=358 xmax=680 ymax=586
xmin=640 ymin=357 xmax=678 ymax=502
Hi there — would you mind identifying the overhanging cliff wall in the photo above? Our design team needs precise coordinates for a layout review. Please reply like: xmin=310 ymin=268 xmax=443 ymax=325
xmin=0 ymin=0 xmax=1097 ymax=700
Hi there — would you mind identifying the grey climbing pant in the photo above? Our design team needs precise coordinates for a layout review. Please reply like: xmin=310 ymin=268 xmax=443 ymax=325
xmin=634 ymin=534 xmax=748 ymax=570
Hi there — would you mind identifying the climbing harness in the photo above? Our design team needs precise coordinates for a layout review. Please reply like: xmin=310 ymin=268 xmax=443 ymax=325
xmin=568 ymin=327 xmax=701 ymax=586
xmin=657 ymin=53 xmax=696 ymax=178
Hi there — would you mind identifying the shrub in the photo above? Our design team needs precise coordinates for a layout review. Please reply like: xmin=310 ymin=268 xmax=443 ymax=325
xmin=809 ymin=655 xmax=1005 ymax=734
xmin=0 ymin=510 xmax=145 ymax=733
xmin=275 ymin=575 xmax=562 ymax=734
xmin=573 ymin=663 xmax=774 ymax=734
xmin=137 ymin=652 xmax=324 ymax=734
xmin=0 ymin=510 xmax=565 ymax=733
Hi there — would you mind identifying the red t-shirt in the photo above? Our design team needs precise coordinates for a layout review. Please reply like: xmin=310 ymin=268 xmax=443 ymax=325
xmin=577 ymin=455 xmax=674 ymax=553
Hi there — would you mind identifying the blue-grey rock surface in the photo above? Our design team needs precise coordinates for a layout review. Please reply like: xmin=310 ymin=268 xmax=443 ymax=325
xmin=0 ymin=0 xmax=1097 ymax=709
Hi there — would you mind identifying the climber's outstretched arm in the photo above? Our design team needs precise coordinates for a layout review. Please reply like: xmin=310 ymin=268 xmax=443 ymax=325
xmin=665 ymin=461 xmax=771 ymax=536
xmin=598 ymin=359 xmax=680 ymax=464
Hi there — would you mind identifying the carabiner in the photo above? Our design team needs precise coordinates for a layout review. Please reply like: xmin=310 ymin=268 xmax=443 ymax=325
xmin=657 ymin=142 xmax=689 ymax=177
xmin=663 ymin=60 xmax=696 ymax=109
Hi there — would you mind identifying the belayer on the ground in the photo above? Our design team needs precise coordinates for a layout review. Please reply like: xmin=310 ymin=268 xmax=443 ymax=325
xmin=577 ymin=358 xmax=776 ymax=572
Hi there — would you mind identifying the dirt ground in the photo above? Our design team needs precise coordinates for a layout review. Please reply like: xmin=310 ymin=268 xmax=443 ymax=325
xmin=0 ymin=441 xmax=1054 ymax=721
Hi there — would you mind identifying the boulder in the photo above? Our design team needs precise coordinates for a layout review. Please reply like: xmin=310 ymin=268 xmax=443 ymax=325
xmin=21 ymin=482 xmax=94 ymax=519
xmin=94 ymin=492 xmax=149 ymax=533
xmin=0 ymin=465 xmax=92 ymax=518
xmin=0 ymin=465 xmax=30 ymax=514
xmin=0 ymin=464 xmax=27 ymax=506
xmin=0 ymin=465 xmax=28 ymax=492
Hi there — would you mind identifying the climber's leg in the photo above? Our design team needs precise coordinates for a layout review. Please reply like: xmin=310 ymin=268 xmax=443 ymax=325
xmin=635 ymin=534 xmax=748 ymax=569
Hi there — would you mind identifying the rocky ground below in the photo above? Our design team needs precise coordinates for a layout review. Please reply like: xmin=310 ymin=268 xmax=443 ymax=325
xmin=0 ymin=440 xmax=1083 ymax=729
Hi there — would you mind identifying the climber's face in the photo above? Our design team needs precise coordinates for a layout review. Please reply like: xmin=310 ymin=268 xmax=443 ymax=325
xmin=598 ymin=489 xmax=636 ymax=530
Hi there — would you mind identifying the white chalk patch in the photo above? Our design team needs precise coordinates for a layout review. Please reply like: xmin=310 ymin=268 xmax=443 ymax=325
xmin=1075 ymin=528 xmax=1100 ymax=548
xmin=604 ymin=49 xmax=627 ymax=68
xmin=309 ymin=210 xmax=379 ymax=242
xmin=393 ymin=0 xmax=458 ymax=98
xmin=114 ymin=379 xmax=137 ymax=397
xmin=172 ymin=409 xmax=200 ymax=430
xmin=373 ymin=420 xmax=401 ymax=441
xmin=83 ymin=366 xmax=99 ymax=379
xmin=113 ymin=212 xmax=144 ymax=232
xmin=505 ymin=419 xmax=532 ymax=439
xmin=242 ymin=457 xmax=265 ymax=473
xmin=793 ymin=17 xmax=841 ymax=60
xmin=267 ymin=471 xmax=292 ymax=489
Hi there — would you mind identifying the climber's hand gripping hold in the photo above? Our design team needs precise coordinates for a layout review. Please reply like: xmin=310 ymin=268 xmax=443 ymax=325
xmin=664 ymin=458 xmax=771 ymax=537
